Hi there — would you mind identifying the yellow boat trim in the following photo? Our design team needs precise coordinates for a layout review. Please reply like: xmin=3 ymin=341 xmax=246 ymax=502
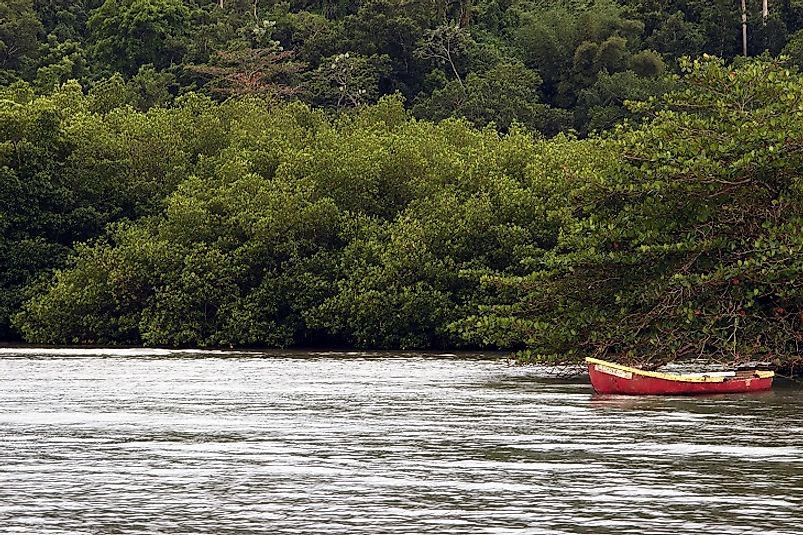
xmin=585 ymin=357 xmax=774 ymax=383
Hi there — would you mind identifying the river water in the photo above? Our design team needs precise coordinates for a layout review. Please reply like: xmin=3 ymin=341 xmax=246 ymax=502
xmin=0 ymin=348 xmax=801 ymax=534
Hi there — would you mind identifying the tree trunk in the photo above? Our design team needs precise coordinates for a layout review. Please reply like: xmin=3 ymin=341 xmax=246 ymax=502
xmin=763 ymin=0 xmax=769 ymax=23
xmin=459 ymin=0 xmax=472 ymax=28
xmin=741 ymin=0 xmax=748 ymax=56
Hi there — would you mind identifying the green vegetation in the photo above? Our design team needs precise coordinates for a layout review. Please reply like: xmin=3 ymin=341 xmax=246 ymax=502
xmin=7 ymin=0 xmax=803 ymax=132
xmin=459 ymin=58 xmax=803 ymax=369
xmin=3 ymin=1 xmax=803 ymax=369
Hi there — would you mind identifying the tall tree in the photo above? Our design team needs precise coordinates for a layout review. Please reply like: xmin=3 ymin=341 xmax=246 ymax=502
xmin=742 ymin=0 xmax=749 ymax=55
xmin=87 ymin=0 xmax=191 ymax=75
xmin=415 ymin=23 xmax=469 ymax=90
xmin=0 ymin=0 xmax=43 ymax=78
xmin=189 ymin=47 xmax=305 ymax=97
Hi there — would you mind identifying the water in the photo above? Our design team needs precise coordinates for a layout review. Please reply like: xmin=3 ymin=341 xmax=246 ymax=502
xmin=1 ymin=348 xmax=802 ymax=534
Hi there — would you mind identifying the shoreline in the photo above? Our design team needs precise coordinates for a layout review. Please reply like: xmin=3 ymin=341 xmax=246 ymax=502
xmin=2 ymin=345 xmax=801 ymax=378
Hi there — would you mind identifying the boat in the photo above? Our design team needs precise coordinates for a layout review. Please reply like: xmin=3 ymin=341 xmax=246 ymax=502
xmin=585 ymin=357 xmax=774 ymax=395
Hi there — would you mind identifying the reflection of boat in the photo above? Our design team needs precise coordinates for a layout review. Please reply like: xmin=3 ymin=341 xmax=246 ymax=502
xmin=586 ymin=357 xmax=774 ymax=395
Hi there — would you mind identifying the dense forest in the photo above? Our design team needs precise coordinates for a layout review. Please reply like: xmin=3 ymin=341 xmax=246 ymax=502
xmin=5 ymin=0 xmax=803 ymax=133
xmin=2 ymin=0 xmax=803 ymax=369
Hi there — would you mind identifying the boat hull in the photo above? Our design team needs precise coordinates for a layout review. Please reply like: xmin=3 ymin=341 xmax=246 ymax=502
xmin=586 ymin=359 xmax=774 ymax=395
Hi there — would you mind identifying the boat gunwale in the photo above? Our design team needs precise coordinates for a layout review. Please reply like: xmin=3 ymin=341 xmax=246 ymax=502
xmin=585 ymin=357 xmax=774 ymax=383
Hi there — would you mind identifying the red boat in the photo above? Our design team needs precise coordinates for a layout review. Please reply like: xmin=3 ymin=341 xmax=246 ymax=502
xmin=586 ymin=357 xmax=774 ymax=395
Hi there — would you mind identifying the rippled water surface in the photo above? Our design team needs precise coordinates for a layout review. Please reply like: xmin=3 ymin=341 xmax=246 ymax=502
xmin=1 ymin=348 xmax=802 ymax=534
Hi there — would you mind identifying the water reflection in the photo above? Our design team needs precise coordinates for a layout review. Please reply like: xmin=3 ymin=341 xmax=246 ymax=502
xmin=0 ymin=349 xmax=801 ymax=534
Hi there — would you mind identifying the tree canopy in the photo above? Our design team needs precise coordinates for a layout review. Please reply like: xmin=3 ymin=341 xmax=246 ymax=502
xmin=6 ymin=0 xmax=803 ymax=132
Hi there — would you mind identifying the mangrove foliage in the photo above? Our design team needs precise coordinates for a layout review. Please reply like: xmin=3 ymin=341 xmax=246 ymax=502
xmin=3 ymin=0 xmax=803 ymax=368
